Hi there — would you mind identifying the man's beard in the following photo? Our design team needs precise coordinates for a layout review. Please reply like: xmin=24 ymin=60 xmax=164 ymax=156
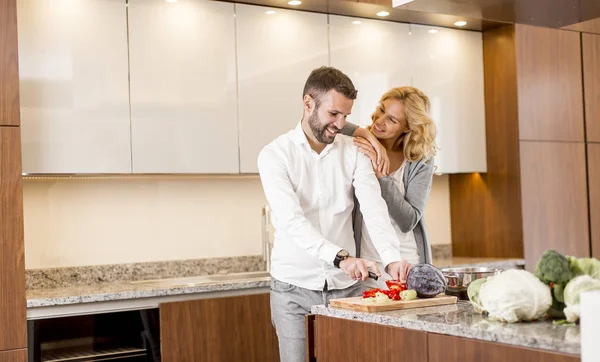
xmin=308 ymin=111 xmax=338 ymax=144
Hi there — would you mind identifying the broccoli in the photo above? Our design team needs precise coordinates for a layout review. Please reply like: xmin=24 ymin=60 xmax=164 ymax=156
xmin=535 ymin=249 xmax=573 ymax=285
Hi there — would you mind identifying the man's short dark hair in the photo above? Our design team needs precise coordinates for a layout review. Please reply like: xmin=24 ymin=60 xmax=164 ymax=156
xmin=302 ymin=66 xmax=358 ymax=108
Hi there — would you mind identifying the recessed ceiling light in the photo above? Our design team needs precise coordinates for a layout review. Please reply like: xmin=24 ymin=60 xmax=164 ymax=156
xmin=352 ymin=20 xmax=362 ymax=25
xmin=454 ymin=20 xmax=467 ymax=27
xmin=265 ymin=10 xmax=276 ymax=14
xmin=376 ymin=11 xmax=390 ymax=17
xmin=288 ymin=0 xmax=302 ymax=5
xmin=428 ymin=29 xmax=439 ymax=34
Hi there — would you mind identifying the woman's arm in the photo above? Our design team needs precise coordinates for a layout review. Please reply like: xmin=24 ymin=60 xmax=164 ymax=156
xmin=341 ymin=122 xmax=389 ymax=174
xmin=379 ymin=159 xmax=434 ymax=233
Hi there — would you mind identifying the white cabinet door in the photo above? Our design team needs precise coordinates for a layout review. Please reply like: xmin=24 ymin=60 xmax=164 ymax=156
xmin=128 ymin=0 xmax=239 ymax=173
xmin=410 ymin=24 xmax=487 ymax=174
xmin=17 ymin=0 xmax=131 ymax=174
xmin=236 ymin=5 xmax=329 ymax=173
xmin=329 ymin=15 xmax=411 ymax=128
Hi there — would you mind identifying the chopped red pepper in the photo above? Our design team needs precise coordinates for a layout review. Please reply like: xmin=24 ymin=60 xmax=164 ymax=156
xmin=385 ymin=280 xmax=408 ymax=292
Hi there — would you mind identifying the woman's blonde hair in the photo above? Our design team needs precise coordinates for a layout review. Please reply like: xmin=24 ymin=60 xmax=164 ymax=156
xmin=369 ymin=86 xmax=437 ymax=162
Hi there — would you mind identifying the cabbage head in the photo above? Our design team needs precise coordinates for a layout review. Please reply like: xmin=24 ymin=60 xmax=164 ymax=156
xmin=478 ymin=269 xmax=552 ymax=323
xmin=563 ymin=275 xmax=600 ymax=323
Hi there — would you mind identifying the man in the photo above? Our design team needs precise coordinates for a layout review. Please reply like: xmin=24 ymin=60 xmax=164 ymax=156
xmin=257 ymin=66 xmax=410 ymax=362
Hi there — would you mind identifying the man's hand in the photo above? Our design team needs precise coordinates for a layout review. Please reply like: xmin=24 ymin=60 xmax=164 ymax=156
xmin=340 ymin=257 xmax=381 ymax=281
xmin=386 ymin=260 xmax=413 ymax=282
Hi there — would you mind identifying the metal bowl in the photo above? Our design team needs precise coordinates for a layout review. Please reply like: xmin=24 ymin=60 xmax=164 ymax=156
xmin=441 ymin=267 xmax=503 ymax=300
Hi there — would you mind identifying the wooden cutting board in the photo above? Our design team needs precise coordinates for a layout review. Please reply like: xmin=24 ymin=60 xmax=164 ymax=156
xmin=329 ymin=294 xmax=458 ymax=312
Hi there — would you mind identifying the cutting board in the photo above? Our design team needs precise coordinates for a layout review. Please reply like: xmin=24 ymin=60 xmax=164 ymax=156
xmin=329 ymin=294 xmax=458 ymax=312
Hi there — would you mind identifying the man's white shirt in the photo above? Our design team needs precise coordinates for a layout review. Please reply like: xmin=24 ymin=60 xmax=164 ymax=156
xmin=257 ymin=123 xmax=402 ymax=291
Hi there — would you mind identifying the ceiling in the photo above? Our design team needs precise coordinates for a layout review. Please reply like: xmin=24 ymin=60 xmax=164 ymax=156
xmin=390 ymin=0 xmax=600 ymax=29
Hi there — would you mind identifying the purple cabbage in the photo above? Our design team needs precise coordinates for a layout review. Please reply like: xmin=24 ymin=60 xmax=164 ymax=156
xmin=407 ymin=264 xmax=447 ymax=298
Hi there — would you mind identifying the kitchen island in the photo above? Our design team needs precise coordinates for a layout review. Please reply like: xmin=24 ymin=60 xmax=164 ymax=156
xmin=308 ymin=301 xmax=580 ymax=361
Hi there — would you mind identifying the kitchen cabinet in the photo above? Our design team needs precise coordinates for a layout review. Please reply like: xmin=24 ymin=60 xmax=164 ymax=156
xmin=520 ymin=141 xmax=590 ymax=270
xmin=236 ymin=4 xmax=329 ymax=173
xmin=0 ymin=128 xmax=26 ymax=351
xmin=428 ymin=333 xmax=578 ymax=362
xmin=515 ymin=25 xmax=584 ymax=142
xmin=0 ymin=0 xmax=19 ymax=126
xmin=128 ymin=0 xmax=239 ymax=173
xmin=328 ymin=15 xmax=411 ymax=128
xmin=583 ymin=33 xmax=600 ymax=142
xmin=312 ymin=315 xmax=428 ymax=361
xmin=589 ymin=144 xmax=600 ymax=259
xmin=17 ymin=0 xmax=131 ymax=174
xmin=159 ymin=293 xmax=279 ymax=362
xmin=0 ymin=350 xmax=26 ymax=362
xmin=410 ymin=24 xmax=487 ymax=174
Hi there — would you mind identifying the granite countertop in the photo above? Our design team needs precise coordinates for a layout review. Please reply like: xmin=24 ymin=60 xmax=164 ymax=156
xmin=311 ymin=301 xmax=580 ymax=356
xmin=26 ymin=273 xmax=270 ymax=308
xmin=26 ymin=257 xmax=525 ymax=309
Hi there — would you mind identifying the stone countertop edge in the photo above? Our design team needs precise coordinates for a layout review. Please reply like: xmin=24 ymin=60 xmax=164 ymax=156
xmin=310 ymin=302 xmax=580 ymax=356
xmin=26 ymin=279 xmax=270 ymax=308
xmin=26 ymin=258 xmax=525 ymax=309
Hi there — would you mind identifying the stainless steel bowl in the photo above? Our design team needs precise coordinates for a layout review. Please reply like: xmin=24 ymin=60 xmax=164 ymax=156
xmin=441 ymin=267 xmax=503 ymax=300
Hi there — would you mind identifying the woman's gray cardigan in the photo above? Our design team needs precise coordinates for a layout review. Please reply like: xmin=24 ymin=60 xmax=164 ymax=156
xmin=342 ymin=124 xmax=434 ymax=264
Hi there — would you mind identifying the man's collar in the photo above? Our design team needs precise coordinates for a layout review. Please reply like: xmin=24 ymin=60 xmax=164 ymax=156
xmin=292 ymin=122 xmax=309 ymax=145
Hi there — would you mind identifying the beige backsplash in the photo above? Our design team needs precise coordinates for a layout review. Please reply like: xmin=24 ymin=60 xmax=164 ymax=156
xmin=23 ymin=175 xmax=452 ymax=269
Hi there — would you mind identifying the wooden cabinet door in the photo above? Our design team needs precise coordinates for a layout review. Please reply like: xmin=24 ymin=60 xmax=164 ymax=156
xmin=0 ymin=127 xmax=26 ymax=351
xmin=515 ymin=25 xmax=584 ymax=142
xmin=0 ymin=349 xmax=26 ymax=362
xmin=583 ymin=33 xmax=600 ymax=142
xmin=314 ymin=316 xmax=428 ymax=362
xmin=0 ymin=0 xmax=20 ymax=126
xmin=520 ymin=141 xmax=590 ymax=270
xmin=428 ymin=333 xmax=579 ymax=362
xmin=589 ymin=144 xmax=600 ymax=259
xmin=160 ymin=293 xmax=279 ymax=362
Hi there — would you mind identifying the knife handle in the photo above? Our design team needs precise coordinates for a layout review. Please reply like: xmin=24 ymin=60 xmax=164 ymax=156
xmin=368 ymin=271 xmax=378 ymax=280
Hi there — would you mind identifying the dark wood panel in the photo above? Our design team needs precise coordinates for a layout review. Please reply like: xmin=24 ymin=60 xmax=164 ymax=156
xmin=583 ymin=33 xmax=600 ymax=142
xmin=160 ymin=293 xmax=279 ymax=362
xmin=428 ymin=334 xmax=579 ymax=362
xmin=563 ymin=18 xmax=600 ymax=34
xmin=304 ymin=314 xmax=316 ymax=362
xmin=0 ymin=349 xmax=27 ymax=362
xmin=520 ymin=141 xmax=590 ymax=270
xmin=589 ymin=144 xmax=600 ymax=259
xmin=450 ymin=25 xmax=524 ymax=258
xmin=314 ymin=315 xmax=427 ymax=362
xmin=516 ymin=25 xmax=584 ymax=142
xmin=0 ymin=0 xmax=20 ymax=126
xmin=0 ymin=127 xmax=26 ymax=351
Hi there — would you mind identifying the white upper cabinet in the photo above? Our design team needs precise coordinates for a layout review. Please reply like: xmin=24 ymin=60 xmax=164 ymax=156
xmin=128 ymin=0 xmax=239 ymax=173
xmin=17 ymin=0 xmax=131 ymax=174
xmin=410 ymin=24 xmax=487 ymax=174
xmin=329 ymin=16 xmax=411 ymax=127
xmin=236 ymin=5 xmax=329 ymax=173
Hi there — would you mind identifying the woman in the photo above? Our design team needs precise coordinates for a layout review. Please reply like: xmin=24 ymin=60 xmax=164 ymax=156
xmin=341 ymin=86 xmax=437 ymax=289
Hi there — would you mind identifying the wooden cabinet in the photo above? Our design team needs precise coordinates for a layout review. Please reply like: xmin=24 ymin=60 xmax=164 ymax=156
xmin=583 ymin=33 xmax=600 ymax=142
xmin=236 ymin=4 xmax=329 ymax=173
xmin=410 ymin=24 xmax=487 ymax=174
xmin=520 ymin=141 xmax=590 ymax=269
xmin=159 ymin=293 xmax=279 ymax=362
xmin=0 ymin=0 xmax=20 ymax=126
xmin=128 ymin=0 xmax=239 ymax=173
xmin=0 ymin=349 xmax=27 ymax=362
xmin=16 ymin=0 xmax=131 ymax=173
xmin=428 ymin=333 xmax=579 ymax=362
xmin=328 ymin=15 xmax=411 ymax=128
xmin=0 ymin=128 xmax=26 ymax=351
xmin=589 ymin=144 xmax=600 ymax=259
xmin=515 ymin=25 xmax=584 ymax=142
xmin=313 ymin=315 xmax=428 ymax=362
